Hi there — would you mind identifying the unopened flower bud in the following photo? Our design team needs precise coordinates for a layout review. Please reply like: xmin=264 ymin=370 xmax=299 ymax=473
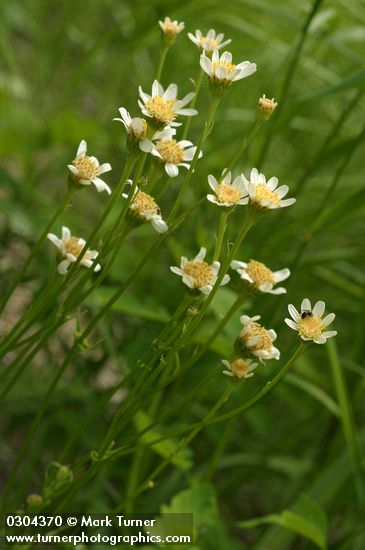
xmin=26 ymin=493 xmax=43 ymax=510
xmin=257 ymin=94 xmax=278 ymax=120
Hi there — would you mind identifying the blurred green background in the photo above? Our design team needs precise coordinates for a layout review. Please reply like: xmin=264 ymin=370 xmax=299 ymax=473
xmin=1 ymin=0 xmax=365 ymax=548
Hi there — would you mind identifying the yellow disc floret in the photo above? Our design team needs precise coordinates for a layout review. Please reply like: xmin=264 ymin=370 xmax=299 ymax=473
xmin=297 ymin=315 xmax=325 ymax=340
xmin=65 ymin=236 xmax=84 ymax=258
xmin=145 ymin=96 xmax=177 ymax=125
xmin=216 ymin=184 xmax=242 ymax=204
xmin=72 ymin=156 xmax=99 ymax=180
xmin=246 ymin=260 xmax=275 ymax=289
xmin=184 ymin=260 xmax=213 ymax=288
xmin=155 ymin=139 xmax=184 ymax=164
xmin=131 ymin=191 xmax=159 ymax=216
xmin=253 ymin=183 xmax=281 ymax=208
xmin=230 ymin=358 xmax=251 ymax=378
xmin=241 ymin=321 xmax=273 ymax=352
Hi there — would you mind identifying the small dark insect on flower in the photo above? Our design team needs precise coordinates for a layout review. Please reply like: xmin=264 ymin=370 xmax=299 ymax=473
xmin=301 ymin=310 xmax=313 ymax=319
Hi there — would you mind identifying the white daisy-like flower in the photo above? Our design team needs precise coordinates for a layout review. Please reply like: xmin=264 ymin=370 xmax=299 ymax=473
xmin=200 ymin=50 xmax=257 ymax=87
xmin=188 ymin=29 xmax=231 ymax=55
xmin=207 ymin=170 xmax=248 ymax=207
xmin=285 ymin=298 xmax=337 ymax=344
xmin=257 ymin=94 xmax=278 ymax=120
xmin=170 ymin=247 xmax=230 ymax=295
xmin=222 ymin=358 xmax=258 ymax=379
xmin=113 ymin=108 xmax=176 ymax=152
xmin=47 ymin=226 xmax=101 ymax=275
xmin=122 ymin=183 xmax=168 ymax=234
xmin=238 ymin=315 xmax=280 ymax=360
xmin=241 ymin=168 xmax=296 ymax=210
xmin=67 ymin=140 xmax=112 ymax=194
xmin=159 ymin=16 xmax=184 ymax=36
xmin=138 ymin=80 xmax=197 ymax=127
xmin=151 ymin=138 xmax=202 ymax=178
xmin=231 ymin=259 xmax=290 ymax=295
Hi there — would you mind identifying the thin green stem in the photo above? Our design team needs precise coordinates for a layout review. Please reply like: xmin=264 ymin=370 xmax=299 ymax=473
xmin=223 ymin=120 xmax=263 ymax=177
xmin=181 ymin=68 xmax=204 ymax=140
xmin=327 ymin=338 xmax=365 ymax=507
xmin=213 ymin=210 xmax=229 ymax=261
xmin=155 ymin=43 xmax=170 ymax=81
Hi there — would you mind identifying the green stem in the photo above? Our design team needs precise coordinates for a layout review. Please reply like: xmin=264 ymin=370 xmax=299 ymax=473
xmin=213 ymin=210 xmax=229 ymax=261
xmin=0 ymin=186 xmax=75 ymax=315
xmin=223 ymin=120 xmax=263 ymax=177
xmin=181 ymin=68 xmax=204 ymax=140
xmin=168 ymin=95 xmax=221 ymax=222
xmin=327 ymin=338 xmax=365 ymax=507
xmin=155 ymin=43 xmax=170 ymax=81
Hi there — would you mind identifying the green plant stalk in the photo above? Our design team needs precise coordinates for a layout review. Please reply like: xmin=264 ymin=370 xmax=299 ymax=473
xmin=223 ymin=120 xmax=263 ymax=177
xmin=213 ymin=210 xmax=229 ymax=261
xmin=0 ymin=185 xmax=75 ymax=315
xmin=327 ymin=338 xmax=365 ymax=507
xmin=181 ymin=68 xmax=204 ymax=140
xmin=117 ymin=384 xmax=236 ymax=511
xmin=155 ymin=43 xmax=170 ymax=81
xmin=168 ymin=95 xmax=221 ymax=222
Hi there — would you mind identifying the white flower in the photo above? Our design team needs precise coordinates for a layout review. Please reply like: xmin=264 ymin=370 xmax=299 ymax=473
xmin=159 ymin=16 xmax=184 ymax=36
xmin=170 ymin=247 xmax=230 ymax=295
xmin=200 ymin=50 xmax=257 ymax=86
xmin=113 ymin=108 xmax=176 ymax=152
xmin=231 ymin=259 xmax=290 ymax=294
xmin=122 ymin=183 xmax=168 ymax=234
xmin=239 ymin=315 xmax=280 ymax=360
xmin=47 ymin=226 xmax=101 ymax=275
xmin=151 ymin=138 xmax=202 ymax=177
xmin=67 ymin=140 xmax=112 ymax=194
xmin=207 ymin=170 xmax=248 ymax=207
xmin=222 ymin=358 xmax=258 ymax=379
xmin=241 ymin=168 xmax=296 ymax=210
xmin=188 ymin=29 xmax=231 ymax=54
xmin=285 ymin=298 xmax=337 ymax=344
xmin=257 ymin=94 xmax=278 ymax=119
xmin=138 ymin=80 xmax=197 ymax=127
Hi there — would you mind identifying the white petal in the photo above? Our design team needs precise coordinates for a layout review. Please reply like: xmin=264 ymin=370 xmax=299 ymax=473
xmin=231 ymin=260 xmax=247 ymax=270
xmin=62 ymin=226 xmax=71 ymax=242
xmin=139 ymin=139 xmax=154 ymax=153
xmin=288 ymin=304 xmax=300 ymax=321
xmin=92 ymin=177 xmax=112 ymax=194
xmin=322 ymin=313 xmax=335 ymax=326
xmin=301 ymin=298 xmax=311 ymax=312
xmin=99 ymin=162 xmax=112 ymax=175
xmin=163 ymin=83 xmax=178 ymax=100
xmin=313 ymin=300 xmax=325 ymax=317
xmin=208 ymin=174 xmax=218 ymax=191
xmin=47 ymin=233 xmax=62 ymax=249
xmin=321 ymin=330 xmax=337 ymax=338
xmin=152 ymin=80 xmax=163 ymax=97
xmin=195 ymin=247 xmax=207 ymax=262
xmin=67 ymin=164 xmax=78 ymax=175
xmin=200 ymin=55 xmax=213 ymax=76
xmin=57 ymin=259 xmax=70 ymax=275
xmin=285 ymin=318 xmax=298 ymax=331
xmin=76 ymin=139 xmax=87 ymax=157
xmin=165 ymin=163 xmax=179 ymax=177
xmin=273 ymin=268 xmax=290 ymax=283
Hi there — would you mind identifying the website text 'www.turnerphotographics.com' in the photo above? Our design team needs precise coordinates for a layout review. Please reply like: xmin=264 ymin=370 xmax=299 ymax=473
xmin=3 ymin=513 xmax=193 ymax=546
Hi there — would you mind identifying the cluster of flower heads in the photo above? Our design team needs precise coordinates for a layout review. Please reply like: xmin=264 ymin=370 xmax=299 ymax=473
xmin=46 ymin=16 xmax=337 ymax=367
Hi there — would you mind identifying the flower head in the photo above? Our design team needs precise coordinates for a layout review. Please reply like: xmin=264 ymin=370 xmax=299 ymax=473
xmin=285 ymin=298 xmax=337 ymax=344
xmin=138 ymin=81 xmax=197 ymax=128
xmin=152 ymin=138 xmax=202 ymax=177
xmin=241 ymin=168 xmax=296 ymax=210
xmin=257 ymin=94 xmax=278 ymax=120
xmin=159 ymin=17 xmax=184 ymax=40
xmin=67 ymin=140 xmax=112 ymax=194
xmin=122 ymin=183 xmax=168 ymax=234
xmin=47 ymin=226 xmax=101 ymax=275
xmin=170 ymin=247 xmax=230 ymax=295
xmin=207 ymin=170 xmax=248 ymax=207
xmin=200 ymin=50 xmax=257 ymax=92
xmin=188 ymin=29 xmax=231 ymax=55
xmin=113 ymin=108 xmax=176 ymax=152
xmin=231 ymin=259 xmax=290 ymax=294
xmin=222 ymin=358 xmax=258 ymax=379
xmin=238 ymin=315 xmax=280 ymax=360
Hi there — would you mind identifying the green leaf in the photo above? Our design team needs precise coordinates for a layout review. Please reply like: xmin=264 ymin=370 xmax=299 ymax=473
xmin=238 ymin=494 xmax=327 ymax=549
xmin=93 ymin=287 xmax=169 ymax=322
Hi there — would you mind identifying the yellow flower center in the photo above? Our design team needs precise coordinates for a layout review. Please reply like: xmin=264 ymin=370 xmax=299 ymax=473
xmin=72 ymin=156 xmax=99 ymax=180
xmin=162 ymin=22 xmax=182 ymax=35
xmin=145 ymin=96 xmax=177 ymax=125
xmin=131 ymin=191 xmax=159 ymax=216
xmin=156 ymin=139 xmax=184 ymax=164
xmin=65 ymin=236 xmax=84 ymax=258
xmin=184 ymin=260 xmax=214 ymax=288
xmin=212 ymin=60 xmax=236 ymax=77
xmin=241 ymin=322 xmax=273 ymax=351
xmin=297 ymin=316 xmax=325 ymax=340
xmin=230 ymin=359 xmax=251 ymax=378
xmin=258 ymin=96 xmax=277 ymax=114
xmin=253 ymin=183 xmax=281 ymax=208
xmin=216 ymin=184 xmax=242 ymax=204
xmin=246 ymin=260 xmax=275 ymax=289
xmin=201 ymin=37 xmax=218 ymax=52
